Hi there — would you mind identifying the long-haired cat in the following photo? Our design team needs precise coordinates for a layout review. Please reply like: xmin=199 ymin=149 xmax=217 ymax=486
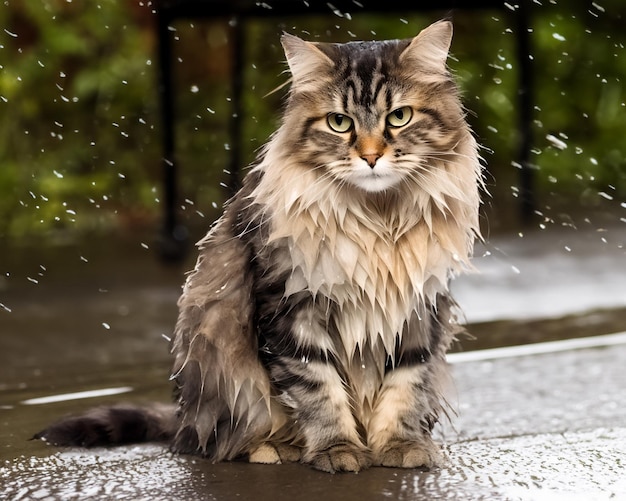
xmin=35 ymin=20 xmax=482 ymax=473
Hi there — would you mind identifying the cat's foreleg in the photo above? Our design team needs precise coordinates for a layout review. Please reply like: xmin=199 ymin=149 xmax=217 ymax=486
xmin=271 ymin=356 xmax=371 ymax=472
xmin=263 ymin=307 xmax=371 ymax=473
xmin=367 ymin=362 xmax=445 ymax=468
xmin=367 ymin=298 xmax=456 ymax=468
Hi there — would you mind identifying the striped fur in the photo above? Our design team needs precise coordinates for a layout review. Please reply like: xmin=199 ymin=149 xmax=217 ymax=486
xmin=171 ymin=20 xmax=482 ymax=472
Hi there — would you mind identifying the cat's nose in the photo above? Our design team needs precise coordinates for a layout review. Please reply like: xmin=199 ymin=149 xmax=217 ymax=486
xmin=361 ymin=153 xmax=381 ymax=168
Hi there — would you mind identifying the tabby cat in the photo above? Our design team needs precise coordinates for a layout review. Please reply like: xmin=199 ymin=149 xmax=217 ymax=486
xmin=36 ymin=20 xmax=482 ymax=473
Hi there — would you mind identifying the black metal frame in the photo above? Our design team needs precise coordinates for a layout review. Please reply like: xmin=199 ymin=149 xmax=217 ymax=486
xmin=155 ymin=0 xmax=533 ymax=260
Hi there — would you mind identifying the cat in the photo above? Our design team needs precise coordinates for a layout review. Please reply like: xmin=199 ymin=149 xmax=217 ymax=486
xmin=35 ymin=20 xmax=482 ymax=473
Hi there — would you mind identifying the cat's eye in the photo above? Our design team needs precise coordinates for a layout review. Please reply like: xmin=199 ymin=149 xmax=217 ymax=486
xmin=386 ymin=107 xmax=413 ymax=128
xmin=327 ymin=113 xmax=354 ymax=133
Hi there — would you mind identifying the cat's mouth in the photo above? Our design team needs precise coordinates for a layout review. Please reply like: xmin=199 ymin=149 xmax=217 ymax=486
xmin=350 ymin=172 xmax=403 ymax=193
xmin=348 ymin=161 xmax=404 ymax=193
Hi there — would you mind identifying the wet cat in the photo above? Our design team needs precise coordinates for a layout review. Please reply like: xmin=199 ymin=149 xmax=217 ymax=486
xmin=36 ymin=20 xmax=482 ymax=473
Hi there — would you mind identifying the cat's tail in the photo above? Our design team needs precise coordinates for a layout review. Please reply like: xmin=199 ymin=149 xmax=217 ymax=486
xmin=32 ymin=403 xmax=178 ymax=448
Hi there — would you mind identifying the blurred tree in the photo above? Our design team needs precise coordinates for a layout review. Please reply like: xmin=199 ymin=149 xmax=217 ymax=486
xmin=0 ymin=0 xmax=624 ymax=242
xmin=0 ymin=0 xmax=161 ymax=239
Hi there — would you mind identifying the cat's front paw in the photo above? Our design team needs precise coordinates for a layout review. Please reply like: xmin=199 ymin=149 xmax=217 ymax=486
xmin=306 ymin=443 xmax=372 ymax=473
xmin=375 ymin=439 xmax=442 ymax=469
xmin=248 ymin=442 xmax=302 ymax=464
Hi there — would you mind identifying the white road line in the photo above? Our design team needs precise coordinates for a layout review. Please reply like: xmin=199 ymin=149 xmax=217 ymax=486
xmin=21 ymin=386 xmax=134 ymax=406
xmin=448 ymin=331 xmax=626 ymax=364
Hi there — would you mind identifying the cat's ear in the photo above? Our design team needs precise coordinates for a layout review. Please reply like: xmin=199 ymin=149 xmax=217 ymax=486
xmin=280 ymin=33 xmax=334 ymax=91
xmin=400 ymin=20 xmax=453 ymax=76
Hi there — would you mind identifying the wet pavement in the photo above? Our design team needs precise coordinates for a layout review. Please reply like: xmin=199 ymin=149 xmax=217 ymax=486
xmin=1 ymin=215 xmax=625 ymax=500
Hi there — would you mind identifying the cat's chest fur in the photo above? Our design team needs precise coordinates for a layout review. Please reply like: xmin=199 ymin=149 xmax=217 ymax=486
xmin=252 ymin=173 xmax=466 ymax=358
xmin=281 ymin=212 xmax=429 ymax=355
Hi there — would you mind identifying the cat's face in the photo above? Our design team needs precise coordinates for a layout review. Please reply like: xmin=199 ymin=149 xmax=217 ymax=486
xmin=281 ymin=21 xmax=466 ymax=194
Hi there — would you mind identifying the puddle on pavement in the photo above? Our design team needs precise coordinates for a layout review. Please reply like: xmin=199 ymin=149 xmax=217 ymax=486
xmin=3 ymin=428 xmax=626 ymax=500
xmin=2 ymin=234 xmax=626 ymax=500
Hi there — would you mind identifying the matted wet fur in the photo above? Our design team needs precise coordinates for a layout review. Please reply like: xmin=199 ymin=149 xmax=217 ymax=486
xmin=35 ymin=20 xmax=483 ymax=473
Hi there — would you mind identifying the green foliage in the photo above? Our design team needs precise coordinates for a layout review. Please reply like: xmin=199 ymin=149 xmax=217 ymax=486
xmin=530 ymin=8 xmax=626 ymax=198
xmin=0 ymin=0 xmax=160 ymax=239
xmin=0 ymin=1 xmax=624 ymax=241
xmin=451 ymin=4 xmax=626 ymax=209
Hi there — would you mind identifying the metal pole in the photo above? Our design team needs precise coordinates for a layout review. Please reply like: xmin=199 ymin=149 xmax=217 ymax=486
xmin=228 ymin=17 xmax=244 ymax=193
xmin=515 ymin=1 xmax=535 ymax=223
xmin=156 ymin=5 xmax=188 ymax=262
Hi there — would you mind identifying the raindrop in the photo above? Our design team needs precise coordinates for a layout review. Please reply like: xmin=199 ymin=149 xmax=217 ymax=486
xmin=327 ymin=3 xmax=345 ymax=17
xmin=0 ymin=302 xmax=11 ymax=313
xmin=546 ymin=134 xmax=567 ymax=150
xmin=552 ymin=33 xmax=566 ymax=42
xmin=102 ymin=322 xmax=111 ymax=330
xmin=190 ymin=85 xmax=199 ymax=93
xmin=591 ymin=2 xmax=605 ymax=13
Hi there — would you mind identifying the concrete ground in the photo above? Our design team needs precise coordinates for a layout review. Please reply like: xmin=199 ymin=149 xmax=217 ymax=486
xmin=1 ymin=213 xmax=625 ymax=500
